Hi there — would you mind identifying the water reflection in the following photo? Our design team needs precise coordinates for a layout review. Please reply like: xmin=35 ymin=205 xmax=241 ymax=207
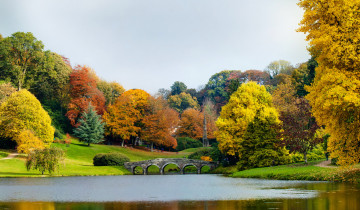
xmin=0 ymin=175 xmax=359 ymax=209
xmin=1 ymin=197 xmax=360 ymax=210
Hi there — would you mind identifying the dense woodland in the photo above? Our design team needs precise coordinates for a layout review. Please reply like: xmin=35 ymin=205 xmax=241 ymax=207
xmin=1 ymin=0 xmax=360 ymax=171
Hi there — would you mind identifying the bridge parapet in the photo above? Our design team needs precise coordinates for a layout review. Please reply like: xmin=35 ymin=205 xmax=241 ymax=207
xmin=124 ymin=158 xmax=218 ymax=175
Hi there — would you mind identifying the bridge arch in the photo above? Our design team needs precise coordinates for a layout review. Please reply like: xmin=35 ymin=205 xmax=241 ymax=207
xmin=124 ymin=158 xmax=218 ymax=175
xmin=161 ymin=162 xmax=181 ymax=175
xmin=146 ymin=164 xmax=161 ymax=175
xmin=182 ymin=164 xmax=199 ymax=174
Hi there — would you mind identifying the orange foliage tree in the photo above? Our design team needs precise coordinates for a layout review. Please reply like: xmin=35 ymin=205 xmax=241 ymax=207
xmin=66 ymin=65 xmax=105 ymax=127
xmin=103 ymin=94 xmax=140 ymax=146
xmin=176 ymin=108 xmax=203 ymax=139
xmin=141 ymin=96 xmax=179 ymax=151
xmin=103 ymin=89 xmax=151 ymax=146
xmin=176 ymin=107 xmax=217 ymax=141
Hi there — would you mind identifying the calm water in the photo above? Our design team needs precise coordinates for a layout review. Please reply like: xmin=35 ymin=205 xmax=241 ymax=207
xmin=0 ymin=175 xmax=359 ymax=209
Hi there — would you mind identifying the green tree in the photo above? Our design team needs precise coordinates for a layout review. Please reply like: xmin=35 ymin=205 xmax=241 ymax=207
xmin=0 ymin=89 xmax=54 ymax=147
xmin=168 ymin=92 xmax=199 ymax=113
xmin=205 ymin=70 xmax=233 ymax=112
xmin=97 ymin=80 xmax=125 ymax=105
xmin=170 ymin=81 xmax=187 ymax=95
xmin=26 ymin=147 xmax=65 ymax=175
xmin=0 ymin=32 xmax=45 ymax=90
xmin=73 ymin=105 xmax=105 ymax=146
xmin=237 ymin=116 xmax=290 ymax=170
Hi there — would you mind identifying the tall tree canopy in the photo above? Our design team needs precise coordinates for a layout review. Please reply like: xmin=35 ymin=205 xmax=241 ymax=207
xmin=66 ymin=65 xmax=105 ymax=127
xmin=170 ymin=81 xmax=187 ymax=96
xmin=168 ymin=92 xmax=199 ymax=113
xmin=216 ymin=82 xmax=285 ymax=163
xmin=0 ymin=90 xmax=54 ymax=151
xmin=176 ymin=108 xmax=203 ymax=139
xmin=0 ymin=32 xmax=44 ymax=90
xmin=265 ymin=60 xmax=294 ymax=78
xmin=273 ymin=83 xmax=321 ymax=163
xmin=142 ymin=96 xmax=179 ymax=151
xmin=97 ymin=80 xmax=125 ymax=106
xmin=205 ymin=70 xmax=233 ymax=112
xmin=298 ymin=0 xmax=360 ymax=165
xmin=103 ymin=89 xmax=150 ymax=146
xmin=103 ymin=94 xmax=140 ymax=146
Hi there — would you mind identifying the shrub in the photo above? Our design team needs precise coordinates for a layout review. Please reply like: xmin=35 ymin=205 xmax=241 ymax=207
xmin=93 ymin=153 xmax=130 ymax=166
xmin=188 ymin=148 xmax=212 ymax=160
xmin=201 ymin=156 xmax=212 ymax=161
xmin=176 ymin=137 xmax=202 ymax=151
xmin=54 ymin=129 xmax=64 ymax=140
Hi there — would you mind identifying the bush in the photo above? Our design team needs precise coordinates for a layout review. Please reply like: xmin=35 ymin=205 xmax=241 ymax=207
xmin=188 ymin=148 xmax=212 ymax=160
xmin=93 ymin=153 xmax=130 ymax=166
xmin=176 ymin=137 xmax=202 ymax=151
xmin=54 ymin=129 xmax=64 ymax=140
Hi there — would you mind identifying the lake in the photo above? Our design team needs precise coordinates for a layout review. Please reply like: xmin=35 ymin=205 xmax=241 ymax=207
xmin=0 ymin=175 xmax=359 ymax=209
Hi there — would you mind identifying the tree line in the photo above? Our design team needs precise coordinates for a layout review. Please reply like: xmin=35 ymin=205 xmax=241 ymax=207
xmin=1 ymin=0 xmax=359 ymax=171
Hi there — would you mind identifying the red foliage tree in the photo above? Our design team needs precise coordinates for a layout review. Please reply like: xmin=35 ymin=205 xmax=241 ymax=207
xmin=66 ymin=65 xmax=105 ymax=127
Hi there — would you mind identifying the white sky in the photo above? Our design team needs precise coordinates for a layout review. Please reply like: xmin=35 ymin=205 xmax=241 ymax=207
xmin=0 ymin=0 xmax=309 ymax=94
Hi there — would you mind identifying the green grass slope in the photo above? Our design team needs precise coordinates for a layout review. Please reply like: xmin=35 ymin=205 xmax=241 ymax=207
xmin=0 ymin=139 xmax=193 ymax=177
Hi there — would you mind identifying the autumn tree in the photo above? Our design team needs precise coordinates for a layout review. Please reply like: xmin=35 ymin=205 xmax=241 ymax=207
xmin=103 ymin=94 xmax=140 ymax=146
xmin=273 ymin=83 xmax=321 ymax=163
xmin=73 ymin=104 xmax=105 ymax=146
xmin=298 ymin=0 xmax=360 ymax=165
xmin=226 ymin=70 xmax=271 ymax=96
xmin=66 ymin=65 xmax=105 ymax=127
xmin=0 ymin=90 xmax=54 ymax=152
xmin=168 ymin=92 xmax=199 ymax=113
xmin=176 ymin=108 xmax=203 ymax=139
xmin=216 ymin=82 xmax=288 ymax=167
xmin=0 ymin=32 xmax=44 ymax=90
xmin=142 ymin=96 xmax=179 ymax=151
xmin=103 ymin=89 xmax=150 ymax=146
xmin=0 ymin=82 xmax=16 ymax=104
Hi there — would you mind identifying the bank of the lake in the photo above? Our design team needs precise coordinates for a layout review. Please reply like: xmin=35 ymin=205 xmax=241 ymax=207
xmin=230 ymin=161 xmax=360 ymax=184
xmin=0 ymin=139 xmax=197 ymax=177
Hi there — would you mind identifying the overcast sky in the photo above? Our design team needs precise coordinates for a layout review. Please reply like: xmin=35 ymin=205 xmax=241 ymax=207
xmin=0 ymin=0 xmax=309 ymax=94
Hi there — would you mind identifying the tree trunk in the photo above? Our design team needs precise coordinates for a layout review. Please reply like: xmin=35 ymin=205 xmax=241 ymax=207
xmin=304 ymin=152 xmax=308 ymax=164
xmin=88 ymin=143 xmax=90 ymax=146
xmin=150 ymin=142 xmax=153 ymax=152
xmin=121 ymin=139 xmax=124 ymax=147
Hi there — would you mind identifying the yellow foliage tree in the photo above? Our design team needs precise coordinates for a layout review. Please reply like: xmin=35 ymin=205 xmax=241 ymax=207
xmin=298 ymin=0 xmax=360 ymax=165
xmin=0 ymin=90 xmax=54 ymax=150
xmin=15 ymin=130 xmax=45 ymax=154
xmin=215 ymin=82 xmax=280 ymax=157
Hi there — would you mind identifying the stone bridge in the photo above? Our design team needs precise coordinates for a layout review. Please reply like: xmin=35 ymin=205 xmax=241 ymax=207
xmin=124 ymin=158 xmax=218 ymax=175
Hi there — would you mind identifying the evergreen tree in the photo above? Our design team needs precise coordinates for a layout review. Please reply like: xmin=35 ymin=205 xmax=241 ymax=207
xmin=73 ymin=104 xmax=105 ymax=146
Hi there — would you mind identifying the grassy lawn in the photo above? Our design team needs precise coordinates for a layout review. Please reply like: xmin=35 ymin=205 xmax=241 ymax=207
xmin=0 ymin=139 xmax=196 ymax=177
xmin=231 ymin=161 xmax=360 ymax=183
